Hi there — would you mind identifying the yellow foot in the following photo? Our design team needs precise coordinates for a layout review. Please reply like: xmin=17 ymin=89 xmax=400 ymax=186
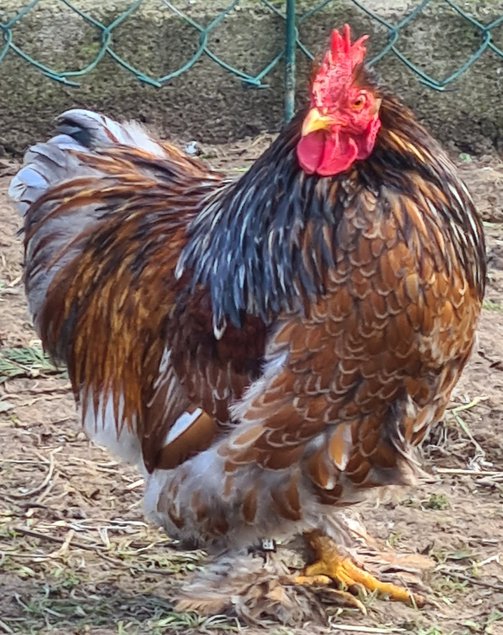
xmin=295 ymin=530 xmax=425 ymax=608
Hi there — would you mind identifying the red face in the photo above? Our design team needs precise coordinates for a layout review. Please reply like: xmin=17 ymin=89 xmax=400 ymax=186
xmin=297 ymin=25 xmax=382 ymax=177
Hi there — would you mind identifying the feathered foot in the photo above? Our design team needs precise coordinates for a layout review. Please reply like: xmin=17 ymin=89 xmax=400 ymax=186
xmin=295 ymin=530 xmax=425 ymax=608
xmin=174 ymin=548 xmax=329 ymax=625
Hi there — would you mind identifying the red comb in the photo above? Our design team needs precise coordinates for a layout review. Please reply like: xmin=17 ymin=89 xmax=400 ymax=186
xmin=327 ymin=24 xmax=368 ymax=68
xmin=311 ymin=24 xmax=369 ymax=107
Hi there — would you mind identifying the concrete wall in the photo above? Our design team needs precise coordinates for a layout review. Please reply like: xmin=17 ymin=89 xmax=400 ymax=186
xmin=0 ymin=0 xmax=501 ymax=156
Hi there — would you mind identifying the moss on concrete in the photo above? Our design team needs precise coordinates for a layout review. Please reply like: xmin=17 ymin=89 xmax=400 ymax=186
xmin=0 ymin=0 xmax=501 ymax=155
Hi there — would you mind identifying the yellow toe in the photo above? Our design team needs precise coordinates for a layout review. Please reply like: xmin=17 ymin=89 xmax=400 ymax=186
xmin=297 ymin=530 xmax=425 ymax=607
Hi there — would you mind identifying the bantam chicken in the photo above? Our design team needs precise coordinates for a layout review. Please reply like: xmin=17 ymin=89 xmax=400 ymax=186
xmin=10 ymin=24 xmax=485 ymax=618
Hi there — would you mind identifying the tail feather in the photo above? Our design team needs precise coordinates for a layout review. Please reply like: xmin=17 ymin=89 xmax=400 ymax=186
xmin=8 ymin=108 xmax=169 ymax=328
xmin=9 ymin=135 xmax=85 ymax=217
xmin=9 ymin=108 xmax=167 ymax=217
xmin=54 ymin=109 xmax=166 ymax=156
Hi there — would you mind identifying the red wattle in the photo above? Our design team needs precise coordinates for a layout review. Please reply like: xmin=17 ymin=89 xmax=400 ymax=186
xmin=296 ymin=118 xmax=381 ymax=177
xmin=296 ymin=131 xmax=325 ymax=174
xmin=297 ymin=130 xmax=358 ymax=176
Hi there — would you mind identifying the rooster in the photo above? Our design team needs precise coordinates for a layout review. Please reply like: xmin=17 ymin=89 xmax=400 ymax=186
xmin=10 ymin=24 xmax=485 ymax=616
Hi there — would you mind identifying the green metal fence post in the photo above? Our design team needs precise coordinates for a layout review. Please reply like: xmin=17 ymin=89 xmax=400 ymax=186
xmin=284 ymin=0 xmax=297 ymax=122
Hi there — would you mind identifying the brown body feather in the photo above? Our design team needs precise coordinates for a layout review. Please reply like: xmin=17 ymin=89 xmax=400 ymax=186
xmin=12 ymin=91 xmax=485 ymax=548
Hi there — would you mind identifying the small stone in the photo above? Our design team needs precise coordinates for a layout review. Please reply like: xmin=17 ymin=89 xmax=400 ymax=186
xmin=184 ymin=141 xmax=200 ymax=156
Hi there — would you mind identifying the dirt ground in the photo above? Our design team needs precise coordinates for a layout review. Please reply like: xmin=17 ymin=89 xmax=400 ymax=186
xmin=0 ymin=141 xmax=502 ymax=635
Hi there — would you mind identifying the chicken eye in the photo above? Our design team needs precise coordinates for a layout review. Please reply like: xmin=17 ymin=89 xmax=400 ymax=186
xmin=352 ymin=94 xmax=367 ymax=110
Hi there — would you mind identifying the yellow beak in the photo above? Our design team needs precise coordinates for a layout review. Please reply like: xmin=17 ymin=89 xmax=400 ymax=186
xmin=301 ymin=108 xmax=335 ymax=136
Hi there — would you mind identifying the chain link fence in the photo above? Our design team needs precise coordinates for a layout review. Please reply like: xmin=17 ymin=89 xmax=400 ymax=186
xmin=1 ymin=0 xmax=502 ymax=121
